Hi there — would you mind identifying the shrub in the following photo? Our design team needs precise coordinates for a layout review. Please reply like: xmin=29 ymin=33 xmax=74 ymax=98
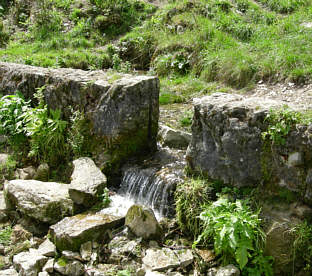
xmin=194 ymin=197 xmax=273 ymax=273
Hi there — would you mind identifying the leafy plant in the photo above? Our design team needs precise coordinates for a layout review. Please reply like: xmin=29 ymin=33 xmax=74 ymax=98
xmin=99 ymin=188 xmax=111 ymax=208
xmin=0 ymin=226 xmax=12 ymax=246
xmin=194 ymin=197 xmax=270 ymax=272
xmin=262 ymin=106 xmax=308 ymax=145
xmin=292 ymin=221 xmax=312 ymax=273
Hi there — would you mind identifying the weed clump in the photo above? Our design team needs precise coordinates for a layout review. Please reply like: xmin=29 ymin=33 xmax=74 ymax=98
xmin=175 ymin=178 xmax=215 ymax=240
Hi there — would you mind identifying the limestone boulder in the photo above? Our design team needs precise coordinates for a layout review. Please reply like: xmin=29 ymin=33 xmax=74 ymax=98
xmin=13 ymin=249 xmax=48 ymax=276
xmin=69 ymin=157 xmax=107 ymax=208
xmin=4 ymin=180 xmax=74 ymax=224
xmin=125 ymin=205 xmax=162 ymax=240
xmin=49 ymin=211 xmax=124 ymax=252
xmin=0 ymin=62 xmax=159 ymax=174
xmin=142 ymin=247 xmax=193 ymax=272
xmin=187 ymin=93 xmax=312 ymax=200
xmin=158 ymin=124 xmax=191 ymax=149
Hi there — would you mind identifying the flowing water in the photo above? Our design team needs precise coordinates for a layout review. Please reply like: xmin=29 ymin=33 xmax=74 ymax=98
xmin=105 ymin=146 xmax=186 ymax=219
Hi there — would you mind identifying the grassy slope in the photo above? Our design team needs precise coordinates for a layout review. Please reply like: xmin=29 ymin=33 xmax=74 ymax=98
xmin=0 ymin=0 xmax=312 ymax=103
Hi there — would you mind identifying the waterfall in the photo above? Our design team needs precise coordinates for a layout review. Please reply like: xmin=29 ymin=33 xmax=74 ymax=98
xmin=118 ymin=165 xmax=182 ymax=217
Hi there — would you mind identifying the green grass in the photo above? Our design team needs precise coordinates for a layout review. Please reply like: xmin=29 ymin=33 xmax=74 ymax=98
xmin=1 ymin=0 xmax=312 ymax=96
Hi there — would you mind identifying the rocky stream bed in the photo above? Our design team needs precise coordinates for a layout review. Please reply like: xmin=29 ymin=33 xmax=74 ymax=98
xmin=0 ymin=63 xmax=312 ymax=275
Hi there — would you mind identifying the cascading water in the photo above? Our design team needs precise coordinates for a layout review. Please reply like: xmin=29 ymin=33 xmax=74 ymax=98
xmin=104 ymin=146 xmax=186 ymax=219
xmin=118 ymin=165 xmax=180 ymax=217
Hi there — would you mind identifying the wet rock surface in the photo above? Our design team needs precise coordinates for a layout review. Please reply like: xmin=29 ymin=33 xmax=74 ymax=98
xmin=4 ymin=180 xmax=74 ymax=224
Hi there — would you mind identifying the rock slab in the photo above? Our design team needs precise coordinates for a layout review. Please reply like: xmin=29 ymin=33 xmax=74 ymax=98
xmin=69 ymin=157 xmax=107 ymax=208
xmin=4 ymin=180 xmax=74 ymax=224
xmin=50 ymin=211 xmax=124 ymax=252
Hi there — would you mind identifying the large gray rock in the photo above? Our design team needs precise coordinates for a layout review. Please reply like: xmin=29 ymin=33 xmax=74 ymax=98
xmin=125 ymin=205 xmax=162 ymax=240
xmin=4 ymin=180 xmax=74 ymax=224
xmin=69 ymin=157 xmax=107 ymax=208
xmin=142 ymin=248 xmax=193 ymax=272
xmin=13 ymin=249 xmax=48 ymax=276
xmin=158 ymin=124 xmax=191 ymax=149
xmin=0 ymin=62 xmax=159 ymax=173
xmin=49 ymin=211 xmax=124 ymax=252
xmin=187 ymin=93 xmax=312 ymax=201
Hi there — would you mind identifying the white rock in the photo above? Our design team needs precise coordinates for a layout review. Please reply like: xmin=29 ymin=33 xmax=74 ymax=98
xmin=38 ymin=272 xmax=49 ymax=276
xmin=216 ymin=265 xmax=240 ymax=276
xmin=4 ymin=180 xmax=74 ymax=224
xmin=13 ymin=250 xmax=48 ymax=276
xmin=143 ymin=248 xmax=193 ymax=272
xmin=69 ymin=157 xmax=107 ymax=208
xmin=38 ymin=239 xmax=56 ymax=257
xmin=42 ymin=258 xmax=54 ymax=273
xmin=0 ymin=268 xmax=18 ymax=276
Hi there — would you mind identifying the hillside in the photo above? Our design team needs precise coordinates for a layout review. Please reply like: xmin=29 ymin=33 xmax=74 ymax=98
xmin=0 ymin=1 xmax=312 ymax=276
xmin=1 ymin=0 xmax=312 ymax=104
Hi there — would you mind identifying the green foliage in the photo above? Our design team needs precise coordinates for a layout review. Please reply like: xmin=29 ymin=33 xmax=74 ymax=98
xmin=0 ymin=90 xmax=71 ymax=167
xmin=99 ymin=188 xmax=111 ymax=208
xmin=292 ymin=221 xmax=312 ymax=273
xmin=117 ymin=270 xmax=132 ymax=276
xmin=0 ymin=226 xmax=12 ymax=246
xmin=153 ymin=52 xmax=190 ymax=76
xmin=262 ymin=106 xmax=310 ymax=145
xmin=0 ymin=92 xmax=30 ymax=151
xmin=68 ymin=109 xmax=88 ymax=158
xmin=90 ymin=0 xmax=155 ymax=37
xmin=175 ymin=178 xmax=214 ymax=239
xmin=194 ymin=197 xmax=271 ymax=273
xmin=258 ymin=0 xmax=311 ymax=13
xmin=0 ymin=155 xmax=17 ymax=183
xmin=180 ymin=110 xmax=193 ymax=128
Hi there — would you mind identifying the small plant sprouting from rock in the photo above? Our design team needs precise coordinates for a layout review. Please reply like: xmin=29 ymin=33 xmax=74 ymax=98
xmin=262 ymin=106 xmax=310 ymax=145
